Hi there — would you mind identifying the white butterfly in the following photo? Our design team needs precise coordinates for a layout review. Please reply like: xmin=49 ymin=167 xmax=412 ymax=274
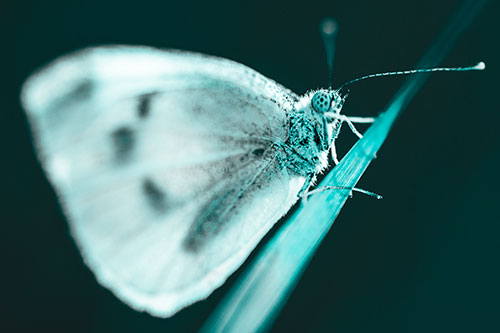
xmin=21 ymin=45 xmax=479 ymax=317
xmin=21 ymin=45 xmax=363 ymax=317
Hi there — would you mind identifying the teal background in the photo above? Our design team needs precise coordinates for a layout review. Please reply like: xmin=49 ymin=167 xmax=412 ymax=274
xmin=1 ymin=0 xmax=498 ymax=332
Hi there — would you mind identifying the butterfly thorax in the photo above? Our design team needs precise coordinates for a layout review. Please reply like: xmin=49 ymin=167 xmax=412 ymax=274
xmin=279 ymin=107 xmax=330 ymax=177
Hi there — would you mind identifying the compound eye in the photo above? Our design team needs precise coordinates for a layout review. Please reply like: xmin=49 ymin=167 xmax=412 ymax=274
xmin=311 ymin=91 xmax=332 ymax=112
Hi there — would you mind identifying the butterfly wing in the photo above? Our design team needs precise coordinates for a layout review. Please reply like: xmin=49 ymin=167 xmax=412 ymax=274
xmin=21 ymin=46 xmax=306 ymax=316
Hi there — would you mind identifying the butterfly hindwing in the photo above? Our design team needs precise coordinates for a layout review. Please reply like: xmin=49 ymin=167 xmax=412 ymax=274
xmin=22 ymin=46 xmax=307 ymax=316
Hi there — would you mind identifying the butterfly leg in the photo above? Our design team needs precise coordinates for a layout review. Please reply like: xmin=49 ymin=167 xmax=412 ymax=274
xmin=331 ymin=142 xmax=340 ymax=165
xmin=341 ymin=115 xmax=364 ymax=139
xmin=301 ymin=185 xmax=382 ymax=203
xmin=297 ymin=173 xmax=316 ymax=200
xmin=326 ymin=113 xmax=375 ymax=139
xmin=347 ymin=116 xmax=375 ymax=123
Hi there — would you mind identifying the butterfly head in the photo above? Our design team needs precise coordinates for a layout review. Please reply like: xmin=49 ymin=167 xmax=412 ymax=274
xmin=298 ymin=88 xmax=350 ymax=156
xmin=311 ymin=89 xmax=346 ymax=114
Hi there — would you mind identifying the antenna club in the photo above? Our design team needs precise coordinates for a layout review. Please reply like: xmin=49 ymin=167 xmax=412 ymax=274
xmin=476 ymin=61 xmax=486 ymax=70
xmin=320 ymin=17 xmax=338 ymax=37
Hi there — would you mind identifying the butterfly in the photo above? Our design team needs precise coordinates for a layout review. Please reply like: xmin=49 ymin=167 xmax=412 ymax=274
xmin=21 ymin=45 xmax=482 ymax=317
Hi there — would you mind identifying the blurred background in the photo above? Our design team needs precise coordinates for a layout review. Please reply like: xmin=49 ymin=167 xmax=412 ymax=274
xmin=1 ymin=0 xmax=498 ymax=332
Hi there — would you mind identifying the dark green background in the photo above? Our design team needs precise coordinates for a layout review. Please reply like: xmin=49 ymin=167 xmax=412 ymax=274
xmin=2 ymin=0 xmax=498 ymax=332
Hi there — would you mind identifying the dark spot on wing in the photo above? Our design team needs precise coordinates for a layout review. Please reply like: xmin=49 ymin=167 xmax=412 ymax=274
xmin=142 ymin=178 xmax=168 ymax=213
xmin=68 ymin=79 xmax=93 ymax=100
xmin=111 ymin=126 xmax=134 ymax=161
xmin=182 ymin=161 xmax=275 ymax=253
xmin=51 ymin=79 xmax=94 ymax=110
xmin=252 ymin=148 xmax=265 ymax=157
xmin=192 ymin=104 xmax=203 ymax=114
xmin=137 ymin=93 xmax=156 ymax=119
xmin=182 ymin=188 xmax=237 ymax=252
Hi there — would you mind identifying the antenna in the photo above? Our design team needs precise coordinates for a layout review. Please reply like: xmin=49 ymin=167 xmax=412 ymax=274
xmin=319 ymin=17 xmax=338 ymax=88
xmin=338 ymin=62 xmax=485 ymax=90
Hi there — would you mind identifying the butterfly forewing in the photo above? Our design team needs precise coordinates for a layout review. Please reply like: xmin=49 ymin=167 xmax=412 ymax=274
xmin=22 ymin=46 xmax=306 ymax=316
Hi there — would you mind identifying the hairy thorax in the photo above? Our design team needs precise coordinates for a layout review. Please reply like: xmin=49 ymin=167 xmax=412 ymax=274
xmin=279 ymin=109 xmax=330 ymax=177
